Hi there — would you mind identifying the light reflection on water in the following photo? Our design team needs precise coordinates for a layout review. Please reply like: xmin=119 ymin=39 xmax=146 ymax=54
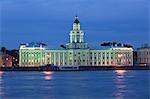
xmin=0 ymin=71 xmax=4 ymax=97
xmin=115 ymin=70 xmax=126 ymax=75
xmin=0 ymin=70 xmax=149 ymax=99
xmin=114 ymin=70 xmax=127 ymax=99
xmin=42 ymin=71 xmax=53 ymax=81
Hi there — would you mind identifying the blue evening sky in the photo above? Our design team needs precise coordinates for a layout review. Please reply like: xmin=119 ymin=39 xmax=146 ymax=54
xmin=1 ymin=0 xmax=149 ymax=49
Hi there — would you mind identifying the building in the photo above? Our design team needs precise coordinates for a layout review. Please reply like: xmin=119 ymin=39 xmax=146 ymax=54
xmin=7 ymin=50 xmax=19 ymax=66
xmin=19 ymin=16 xmax=133 ymax=66
xmin=137 ymin=46 xmax=150 ymax=66
xmin=133 ymin=51 xmax=138 ymax=66
xmin=0 ymin=48 xmax=19 ymax=66
xmin=19 ymin=42 xmax=47 ymax=66
xmin=0 ymin=52 xmax=12 ymax=67
xmin=0 ymin=52 xmax=2 ymax=66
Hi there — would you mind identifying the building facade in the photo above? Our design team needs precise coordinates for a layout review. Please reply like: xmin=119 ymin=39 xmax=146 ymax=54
xmin=0 ymin=52 xmax=12 ymax=67
xmin=6 ymin=50 xmax=19 ymax=66
xmin=19 ymin=43 xmax=47 ymax=66
xmin=19 ymin=16 xmax=133 ymax=66
xmin=137 ymin=47 xmax=150 ymax=66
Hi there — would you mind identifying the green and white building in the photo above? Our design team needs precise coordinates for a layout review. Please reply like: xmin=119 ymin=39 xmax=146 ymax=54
xmin=19 ymin=16 xmax=133 ymax=66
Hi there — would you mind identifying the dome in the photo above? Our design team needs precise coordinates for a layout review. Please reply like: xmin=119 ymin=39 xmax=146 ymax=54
xmin=73 ymin=16 xmax=80 ymax=24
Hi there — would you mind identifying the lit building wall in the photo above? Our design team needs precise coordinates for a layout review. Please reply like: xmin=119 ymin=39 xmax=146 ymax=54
xmin=89 ymin=50 xmax=115 ymax=66
xmin=137 ymin=47 xmax=150 ymax=66
xmin=0 ymin=53 xmax=12 ymax=67
xmin=44 ymin=48 xmax=133 ymax=66
xmin=19 ymin=47 xmax=133 ymax=66
xmin=19 ymin=43 xmax=47 ymax=66
xmin=19 ymin=16 xmax=133 ymax=67
xmin=0 ymin=54 xmax=2 ymax=66
xmin=111 ymin=48 xmax=133 ymax=66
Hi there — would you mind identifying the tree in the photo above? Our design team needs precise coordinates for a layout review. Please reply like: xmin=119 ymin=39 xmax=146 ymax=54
xmin=1 ymin=47 xmax=6 ymax=54
xmin=60 ymin=45 xmax=66 ymax=49
xmin=100 ymin=42 xmax=133 ymax=48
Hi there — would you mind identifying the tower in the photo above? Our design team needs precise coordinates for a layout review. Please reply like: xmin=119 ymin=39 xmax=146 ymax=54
xmin=66 ymin=16 xmax=88 ymax=49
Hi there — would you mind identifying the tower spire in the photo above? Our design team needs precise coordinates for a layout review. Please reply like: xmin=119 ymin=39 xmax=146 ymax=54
xmin=74 ymin=15 xmax=80 ymax=24
xmin=66 ymin=16 xmax=88 ymax=49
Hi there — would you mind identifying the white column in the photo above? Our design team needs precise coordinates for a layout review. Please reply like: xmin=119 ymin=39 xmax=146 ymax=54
xmin=96 ymin=52 xmax=98 ymax=66
xmin=54 ymin=53 xmax=56 ymax=66
xmin=70 ymin=34 xmax=72 ymax=43
xmin=63 ymin=52 xmax=65 ymax=66
xmin=19 ymin=49 xmax=22 ymax=66
xmin=40 ymin=51 xmax=42 ymax=66
xmin=58 ymin=53 xmax=60 ymax=66
xmin=75 ymin=35 xmax=77 ymax=42
xmin=92 ymin=52 xmax=94 ymax=66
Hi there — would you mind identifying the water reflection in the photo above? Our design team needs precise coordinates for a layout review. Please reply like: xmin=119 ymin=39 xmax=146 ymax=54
xmin=43 ymin=71 xmax=53 ymax=81
xmin=114 ymin=70 xmax=127 ymax=99
xmin=115 ymin=70 xmax=126 ymax=75
xmin=42 ymin=71 xmax=55 ymax=99
xmin=0 ymin=71 xmax=3 ymax=75
xmin=0 ymin=71 xmax=4 ymax=97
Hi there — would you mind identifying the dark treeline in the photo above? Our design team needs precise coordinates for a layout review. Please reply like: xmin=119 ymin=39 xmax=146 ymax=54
xmin=1 ymin=47 xmax=19 ymax=55
xmin=100 ymin=42 xmax=133 ymax=48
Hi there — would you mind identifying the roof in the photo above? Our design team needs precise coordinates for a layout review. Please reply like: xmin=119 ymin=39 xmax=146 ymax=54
xmin=137 ymin=47 xmax=150 ymax=50
xmin=22 ymin=42 xmax=47 ymax=47
xmin=73 ymin=16 xmax=80 ymax=24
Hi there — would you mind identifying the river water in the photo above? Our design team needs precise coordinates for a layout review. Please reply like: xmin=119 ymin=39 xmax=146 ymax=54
xmin=0 ymin=70 xmax=149 ymax=99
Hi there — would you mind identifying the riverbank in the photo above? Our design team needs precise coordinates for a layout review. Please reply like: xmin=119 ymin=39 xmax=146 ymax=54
xmin=0 ymin=66 xmax=149 ymax=71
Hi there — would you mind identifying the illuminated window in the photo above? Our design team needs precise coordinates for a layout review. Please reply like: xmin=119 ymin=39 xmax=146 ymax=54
xmin=6 ymin=58 xmax=9 ymax=60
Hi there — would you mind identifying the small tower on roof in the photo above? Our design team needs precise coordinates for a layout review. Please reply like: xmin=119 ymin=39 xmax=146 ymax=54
xmin=73 ymin=16 xmax=80 ymax=31
xmin=74 ymin=16 xmax=80 ymax=24
xmin=66 ymin=15 xmax=89 ymax=49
